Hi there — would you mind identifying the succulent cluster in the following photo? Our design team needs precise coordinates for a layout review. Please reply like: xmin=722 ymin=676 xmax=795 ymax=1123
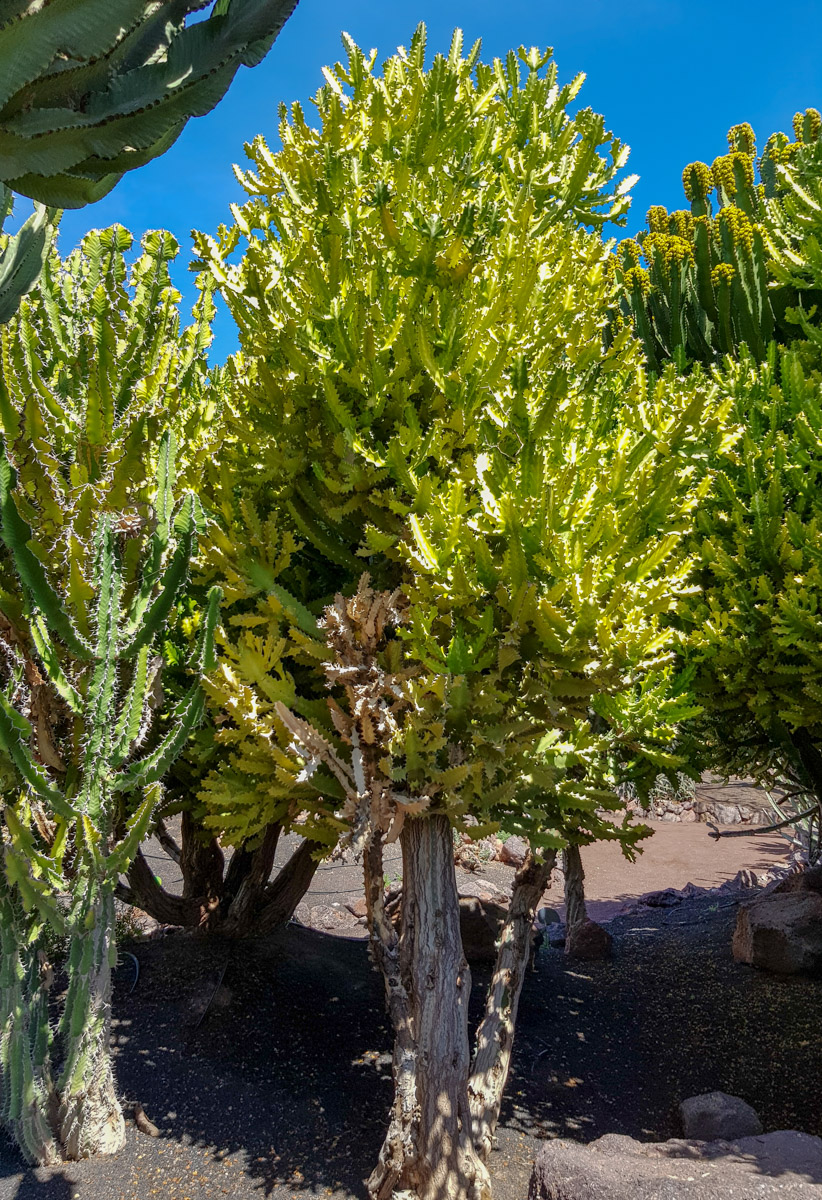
xmin=613 ymin=110 xmax=822 ymax=370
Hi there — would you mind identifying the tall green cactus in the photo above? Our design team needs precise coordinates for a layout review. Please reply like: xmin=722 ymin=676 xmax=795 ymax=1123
xmin=0 ymin=436 xmax=219 ymax=1162
xmin=614 ymin=111 xmax=822 ymax=370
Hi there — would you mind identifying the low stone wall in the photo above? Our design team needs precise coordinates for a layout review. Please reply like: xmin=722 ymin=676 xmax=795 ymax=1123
xmin=628 ymin=776 xmax=779 ymax=827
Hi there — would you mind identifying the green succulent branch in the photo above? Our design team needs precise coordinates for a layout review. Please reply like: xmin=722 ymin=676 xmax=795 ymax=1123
xmin=0 ymin=434 xmax=219 ymax=1163
xmin=0 ymin=0 xmax=299 ymax=208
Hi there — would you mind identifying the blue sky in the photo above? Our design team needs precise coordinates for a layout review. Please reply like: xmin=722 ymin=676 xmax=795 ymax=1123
xmin=57 ymin=0 xmax=822 ymax=361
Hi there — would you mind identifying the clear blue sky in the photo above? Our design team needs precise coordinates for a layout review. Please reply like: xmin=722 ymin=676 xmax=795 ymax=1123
xmin=57 ymin=0 xmax=822 ymax=361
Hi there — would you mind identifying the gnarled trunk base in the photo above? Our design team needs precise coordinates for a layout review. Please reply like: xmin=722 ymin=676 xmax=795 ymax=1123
xmin=121 ymin=833 xmax=320 ymax=938
xmin=367 ymin=815 xmax=491 ymax=1200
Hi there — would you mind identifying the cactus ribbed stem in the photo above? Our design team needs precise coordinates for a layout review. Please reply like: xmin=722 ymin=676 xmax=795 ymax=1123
xmin=0 ymin=885 xmax=59 ymax=1165
xmin=57 ymin=885 xmax=124 ymax=1160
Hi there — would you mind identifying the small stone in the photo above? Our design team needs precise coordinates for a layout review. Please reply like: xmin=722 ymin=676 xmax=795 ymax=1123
xmin=345 ymin=897 xmax=368 ymax=919
xmin=565 ymin=919 xmax=612 ymax=960
xmin=640 ymin=888 xmax=682 ymax=908
xmin=535 ymin=906 xmax=562 ymax=928
xmin=499 ymin=835 xmax=529 ymax=868
xmin=306 ymin=904 xmax=359 ymax=934
xmin=679 ymin=1091 xmax=762 ymax=1140
xmin=680 ymin=807 xmax=697 ymax=823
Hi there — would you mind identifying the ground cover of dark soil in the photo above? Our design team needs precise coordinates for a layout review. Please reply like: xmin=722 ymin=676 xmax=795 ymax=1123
xmin=1 ymin=891 xmax=820 ymax=1200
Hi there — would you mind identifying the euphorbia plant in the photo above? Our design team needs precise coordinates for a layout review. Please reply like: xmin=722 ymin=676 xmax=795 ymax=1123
xmin=195 ymin=28 xmax=730 ymax=1199
xmin=0 ymin=432 xmax=219 ymax=1162
xmin=613 ymin=114 xmax=822 ymax=832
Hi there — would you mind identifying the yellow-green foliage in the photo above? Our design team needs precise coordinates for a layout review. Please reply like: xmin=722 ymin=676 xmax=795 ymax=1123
xmin=679 ymin=344 xmax=822 ymax=786
xmin=194 ymin=29 xmax=733 ymax=852
xmin=0 ymin=224 xmax=217 ymax=633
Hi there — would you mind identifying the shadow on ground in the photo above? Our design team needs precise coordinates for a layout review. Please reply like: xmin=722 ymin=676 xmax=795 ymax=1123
xmin=1 ymin=893 xmax=820 ymax=1200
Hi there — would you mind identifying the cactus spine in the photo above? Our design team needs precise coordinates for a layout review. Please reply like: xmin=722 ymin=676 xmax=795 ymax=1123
xmin=0 ymin=436 xmax=219 ymax=1162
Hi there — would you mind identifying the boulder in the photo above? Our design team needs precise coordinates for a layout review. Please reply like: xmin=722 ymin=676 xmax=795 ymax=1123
xmin=733 ymin=888 xmax=822 ymax=975
xmin=679 ymin=1091 xmax=762 ymax=1140
xmin=499 ymin=835 xmax=529 ymax=868
xmin=529 ymin=1130 xmax=822 ymax=1199
xmin=459 ymin=896 xmax=508 ymax=962
xmin=458 ymin=878 xmax=510 ymax=905
xmin=565 ymin=918 xmax=612 ymax=960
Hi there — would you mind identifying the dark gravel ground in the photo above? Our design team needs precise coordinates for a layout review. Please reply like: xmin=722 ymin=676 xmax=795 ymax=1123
xmin=2 ymin=890 xmax=821 ymax=1200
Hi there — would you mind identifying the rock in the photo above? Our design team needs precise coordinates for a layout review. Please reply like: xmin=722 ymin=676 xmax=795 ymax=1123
xmin=529 ymin=1131 xmax=822 ymax=1199
xmin=535 ymin=906 xmax=562 ymax=928
xmin=499 ymin=835 xmax=529 ymax=868
xmin=565 ymin=918 xmax=612 ymax=960
xmin=345 ymin=897 xmax=368 ymax=919
xmin=459 ymin=896 xmax=508 ymax=962
xmin=641 ymin=887 xmax=683 ymax=908
xmin=458 ymin=878 xmax=509 ymax=905
xmin=680 ymin=807 xmax=697 ymax=823
xmin=733 ymin=888 xmax=822 ymax=975
xmin=712 ymin=802 xmax=742 ymax=824
xmin=679 ymin=1091 xmax=762 ymax=1140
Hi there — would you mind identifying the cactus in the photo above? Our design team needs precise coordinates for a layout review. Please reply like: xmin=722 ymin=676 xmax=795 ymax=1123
xmin=0 ymin=1 xmax=298 ymax=324
xmin=196 ymin=31 xmax=733 ymax=1199
xmin=614 ymin=110 xmax=822 ymax=370
xmin=0 ymin=435 xmax=219 ymax=1162
xmin=0 ymin=185 xmax=56 ymax=326
xmin=0 ymin=0 xmax=298 ymax=209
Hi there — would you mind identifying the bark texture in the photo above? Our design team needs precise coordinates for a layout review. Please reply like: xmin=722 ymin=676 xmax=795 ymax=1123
xmin=120 ymin=819 xmax=320 ymax=938
xmin=368 ymin=816 xmax=491 ymax=1200
xmin=563 ymin=844 xmax=587 ymax=930
xmin=469 ymin=851 xmax=555 ymax=1160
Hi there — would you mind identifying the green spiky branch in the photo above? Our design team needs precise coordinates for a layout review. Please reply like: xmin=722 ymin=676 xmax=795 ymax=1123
xmin=0 ymin=185 xmax=57 ymax=326
xmin=0 ymin=435 xmax=219 ymax=1163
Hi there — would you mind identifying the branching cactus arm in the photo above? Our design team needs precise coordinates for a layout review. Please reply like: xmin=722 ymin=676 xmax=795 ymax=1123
xmin=0 ymin=432 xmax=218 ymax=1163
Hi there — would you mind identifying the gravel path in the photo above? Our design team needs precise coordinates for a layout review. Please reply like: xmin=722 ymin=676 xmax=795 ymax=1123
xmin=2 ymin=883 xmax=821 ymax=1200
xmin=0 ymin=820 xmax=810 ymax=1200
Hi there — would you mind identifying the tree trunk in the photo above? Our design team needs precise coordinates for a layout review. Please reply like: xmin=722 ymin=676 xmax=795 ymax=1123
xmin=57 ymin=883 xmax=125 ymax=1159
xmin=250 ymin=838 xmax=321 ymax=936
xmin=123 ymin=848 xmax=215 ymax=927
xmin=468 ymin=851 xmax=555 ymax=1160
xmin=367 ymin=815 xmax=491 ymax=1200
xmin=563 ymin=844 xmax=587 ymax=930
xmin=179 ymin=808 xmax=224 ymax=901
xmin=217 ymin=822 xmax=281 ymax=933
xmin=121 ymin=837 xmax=320 ymax=938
